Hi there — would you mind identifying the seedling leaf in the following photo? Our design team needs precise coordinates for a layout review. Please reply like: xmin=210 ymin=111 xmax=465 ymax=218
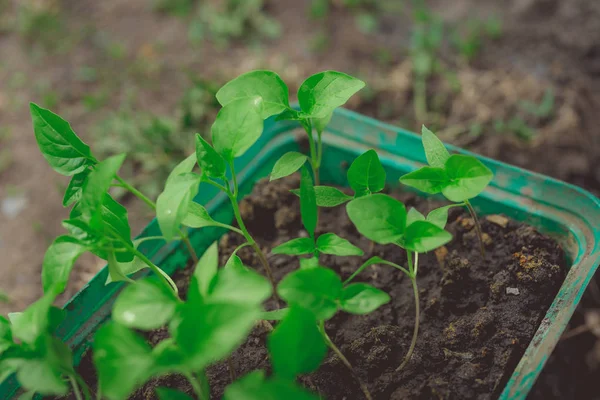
xmin=0 ymin=316 xmax=13 ymax=353
xmin=193 ymin=241 xmax=219 ymax=298
xmin=347 ymin=149 xmax=386 ymax=197
xmin=299 ymin=256 xmax=320 ymax=269
xmin=399 ymin=167 xmax=448 ymax=194
xmin=441 ymin=155 xmax=493 ymax=202
xmin=421 ymin=125 xmax=450 ymax=168
xmin=62 ymin=169 xmax=90 ymax=207
xmin=268 ymin=307 xmax=327 ymax=379
xmin=426 ymin=205 xmax=455 ymax=229
xmin=277 ymin=267 xmax=341 ymax=320
xmin=156 ymin=388 xmax=194 ymax=400
xmin=300 ymin=166 xmax=317 ymax=238
xmin=298 ymin=71 xmax=365 ymax=118
xmin=9 ymin=289 xmax=58 ymax=344
xmin=403 ymin=221 xmax=452 ymax=253
xmin=290 ymin=186 xmax=352 ymax=207
xmin=210 ymin=255 xmax=272 ymax=305
xmin=157 ymin=173 xmax=202 ymax=241
xmin=313 ymin=112 xmax=333 ymax=137
xmin=270 ymin=152 xmax=307 ymax=181
xmin=113 ymin=278 xmax=178 ymax=330
xmin=167 ymin=154 xmax=197 ymax=185
xmin=346 ymin=194 xmax=406 ymax=244
xmin=182 ymin=202 xmax=221 ymax=229
xmin=272 ymin=237 xmax=315 ymax=255
xmin=316 ymin=233 xmax=363 ymax=256
xmin=195 ymin=134 xmax=226 ymax=178
xmin=30 ymin=103 xmax=96 ymax=176
xmin=406 ymin=208 xmax=426 ymax=226
xmin=212 ymin=97 xmax=264 ymax=160
xmin=224 ymin=371 xmax=318 ymax=400
xmin=42 ymin=235 xmax=86 ymax=294
xmin=94 ymin=322 xmax=154 ymax=400
xmin=216 ymin=70 xmax=290 ymax=119
xmin=341 ymin=283 xmax=391 ymax=314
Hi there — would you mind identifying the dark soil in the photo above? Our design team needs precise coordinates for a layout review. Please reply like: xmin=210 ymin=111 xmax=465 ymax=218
xmin=73 ymin=176 xmax=567 ymax=399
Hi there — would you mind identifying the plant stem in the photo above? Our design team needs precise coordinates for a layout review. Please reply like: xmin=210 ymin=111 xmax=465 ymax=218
xmin=127 ymin=243 xmax=179 ymax=297
xmin=320 ymin=321 xmax=372 ymax=400
xmin=465 ymin=200 xmax=485 ymax=257
xmin=69 ymin=375 xmax=84 ymax=400
xmin=185 ymin=372 xmax=207 ymax=400
xmin=414 ymin=76 xmax=428 ymax=123
xmin=227 ymin=358 xmax=237 ymax=381
xmin=227 ymin=174 xmax=279 ymax=304
xmin=396 ymin=252 xmax=420 ymax=372
xmin=304 ymin=121 xmax=320 ymax=186
xmin=115 ymin=175 xmax=156 ymax=211
xmin=181 ymin=232 xmax=199 ymax=264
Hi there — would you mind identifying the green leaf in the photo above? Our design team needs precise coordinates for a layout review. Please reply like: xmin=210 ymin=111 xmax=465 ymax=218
xmin=113 ymin=278 xmax=178 ymax=330
xmin=290 ymin=186 xmax=352 ymax=207
xmin=270 ymin=152 xmax=307 ymax=181
xmin=346 ymin=194 xmax=406 ymax=244
xmin=441 ymin=155 xmax=493 ymax=202
xmin=216 ymin=70 xmax=290 ymax=119
xmin=9 ymin=289 xmax=58 ymax=344
xmin=150 ymin=338 xmax=189 ymax=376
xmin=300 ymin=166 xmax=317 ymax=238
xmin=173 ymin=302 xmax=260 ymax=371
xmin=347 ymin=149 xmax=386 ymax=197
xmin=421 ymin=125 xmax=450 ymax=168
xmin=193 ymin=241 xmax=219 ymax=298
xmin=316 ymin=233 xmax=363 ymax=256
xmin=210 ymin=255 xmax=272 ymax=305
xmin=298 ymin=71 xmax=365 ymax=118
xmin=406 ymin=208 xmax=426 ymax=226
xmin=62 ymin=169 xmax=90 ymax=207
xmin=30 ymin=103 xmax=96 ymax=176
xmin=15 ymin=357 xmax=68 ymax=395
xmin=42 ymin=235 xmax=86 ymax=294
xmin=107 ymin=251 xmax=135 ymax=284
xmin=224 ymin=371 xmax=318 ymax=400
xmin=167 ymin=154 xmax=197 ymax=185
xmin=402 ymin=221 xmax=452 ymax=253
xmin=94 ymin=322 xmax=154 ymax=400
xmin=181 ymin=202 xmax=223 ymax=229
xmin=271 ymin=237 xmax=315 ymax=255
xmin=195 ymin=134 xmax=226 ymax=178
xmin=277 ymin=267 xmax=341 ymax=320
xmin=212 ymin=97 xmax=264 ymax=161
xmin=0 ymin=316 xmax=13 ymax=353
xmin=80 ymin=154 xmax=126 ymax=229
xmin=340 ymin=283 xmax=390 ymax=314
xmin=96 ymin=194 xmax=135 ymax=262
xmin=18 ymin=392 xmax=35 ymax=400
xmin=105 ymin=256 xmax=147 ymax=284
xmin=399 ymin=167 xmax=449 ymax=194
xmin=157 ymin=173 xmax=202 ymax=241
xmin=156 ymin=387 xmax=194 ymax=400
xmin=268 ymin=307 xmax=326 ymax=379
xmin=426 ymin=205 xmax=455 ymax=229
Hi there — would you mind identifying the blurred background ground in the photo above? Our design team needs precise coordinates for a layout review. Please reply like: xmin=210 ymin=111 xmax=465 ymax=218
xmin=0 ymin=0 xmax=599 ymax=398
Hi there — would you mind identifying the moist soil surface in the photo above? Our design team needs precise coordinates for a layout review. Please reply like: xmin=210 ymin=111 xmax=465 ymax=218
xmin=73 ymin=176 xmax=566 ymax=399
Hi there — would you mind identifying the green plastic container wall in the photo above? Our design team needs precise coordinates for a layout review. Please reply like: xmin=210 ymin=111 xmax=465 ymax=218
xmin=1 ymin=108 xmax=599 ymax=399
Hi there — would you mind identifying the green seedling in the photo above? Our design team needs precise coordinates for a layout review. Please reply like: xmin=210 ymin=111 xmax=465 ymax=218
xmin=29 ymin=103 xmax=199 ymax=299
xmin=289 ymin=149 xmax=386 ymax=208
xmin=519 ymin=87 xmax=555 ymax=119
xmin=399 ymin=126 xmax=493 ymax=255
xmin=346 ymin=193 xmax=453 ymax=371
xmin=272 ymin=166 xmax=364 ymax=261
xmin=216 ymin=69 xmax=364 ymax=185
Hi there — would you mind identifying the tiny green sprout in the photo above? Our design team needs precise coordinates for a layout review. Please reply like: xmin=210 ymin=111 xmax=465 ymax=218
xmin=346 ymin=193 xmax=452 ymax=371
xmin=290 ymin=148 xmax=386 ymax=207
xmin=272 ymin=166 xmax=364 ymax=261
xmin=215 ymin=69 xmax=365 ymax=186
xmin=399 ymin=126 xmax=493 ymax=255
xmin=95 ymin=241 xmax=272 ymax=399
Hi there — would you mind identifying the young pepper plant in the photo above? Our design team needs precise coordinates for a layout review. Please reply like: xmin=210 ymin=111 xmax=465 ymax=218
xmin=95 ymin=241 xmax=273 ymax=400
xmin=29 ymin=103 xmax=199 ymax=298
xmin=346 ymin=193 xmax=453 ymax=372
xmin=271 ymin=166 xmax=364 ymax=264
xmin=399 ymin=126 xmax=493 ymax=255
xmin=215 ymin=69 xmax=365 ymax=186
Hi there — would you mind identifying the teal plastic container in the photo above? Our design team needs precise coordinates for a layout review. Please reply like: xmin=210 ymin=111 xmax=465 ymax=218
xmin=1 ymin=108 xmax=599 ymax=399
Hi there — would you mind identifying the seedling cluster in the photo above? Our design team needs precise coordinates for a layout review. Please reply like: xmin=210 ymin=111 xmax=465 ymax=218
xmin=0 ymin=69 xmax=493 ymax=399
